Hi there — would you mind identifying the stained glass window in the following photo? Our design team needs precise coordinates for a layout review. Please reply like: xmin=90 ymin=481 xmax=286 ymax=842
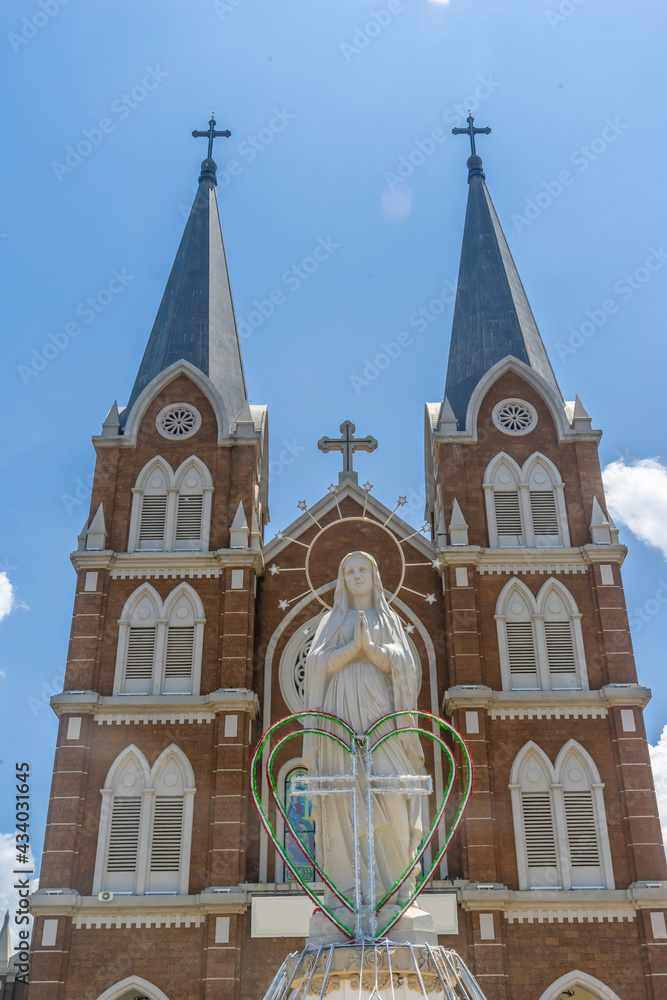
xmin=284 ymin=766 xmax=316 ymax=884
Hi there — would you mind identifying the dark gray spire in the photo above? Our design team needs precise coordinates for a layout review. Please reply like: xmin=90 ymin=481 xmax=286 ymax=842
xmin=443 ymin=152 xmax=562 ymax=427
xmin=122 ymin=156 xmax=247 ymax=427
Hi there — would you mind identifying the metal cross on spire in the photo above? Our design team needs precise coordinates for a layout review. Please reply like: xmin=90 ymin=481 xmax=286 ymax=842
xmin=192 ymin=112 xmax=232 ymax=160
xmin=451 ymin=112 xmax=491 ymax=156
xmin=318 ymin=420 xmax=378 ymax=484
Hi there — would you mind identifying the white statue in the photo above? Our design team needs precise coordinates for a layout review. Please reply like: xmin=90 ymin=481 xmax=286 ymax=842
xmin=304 ymin=551 xmax=426 ymax=924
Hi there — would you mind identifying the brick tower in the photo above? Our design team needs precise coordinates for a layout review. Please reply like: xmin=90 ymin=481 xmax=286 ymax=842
xmin=26 ymin=124 xmax=667 ymax=1000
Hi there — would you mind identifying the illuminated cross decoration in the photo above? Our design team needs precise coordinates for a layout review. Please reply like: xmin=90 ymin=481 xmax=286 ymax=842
xmin=318 ymin=420 xmax=378 ymax=484
xmin=192 ymin=113 xmax=232 ymax=160
xmin=290 ymin=732 xmax=432 ymax=941
xmin=451 ymin=112 xmax=491 ymax=156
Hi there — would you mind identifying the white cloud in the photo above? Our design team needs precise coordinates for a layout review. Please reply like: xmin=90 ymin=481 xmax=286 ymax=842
xmin=649 ymin=726 xmax=667 ymax=852
xmin=0 ymin=833 xmax=37 ymax=950
xmin=602 ymin=458 xmax=667 ymax=560
xmin=0 ymin=574 xmax=15 ymax=622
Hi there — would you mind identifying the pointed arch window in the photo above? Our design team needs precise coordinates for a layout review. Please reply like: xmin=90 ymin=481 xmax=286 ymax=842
xmin=484 ymin=452 xmax=570 ymax=548
xmin=93 ymin=745 xmax=196 ymax=897
xmin=128 ymin=457 xmax=213 ymax=553
xmin=496 ymin=578 xmax=588 ymax=692
xmin=509 ymin=741 xmax=614 ymax=891
xmin=114 ymin=583 xmax=205 ymax=696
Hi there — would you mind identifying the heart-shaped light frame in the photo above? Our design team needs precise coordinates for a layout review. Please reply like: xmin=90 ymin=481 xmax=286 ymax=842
xmin=250 ymin=710 xmax=473 ymax=939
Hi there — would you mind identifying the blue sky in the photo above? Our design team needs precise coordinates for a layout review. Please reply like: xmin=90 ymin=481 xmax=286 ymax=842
xmin=1 ymin=0 xmax=666 ymax=905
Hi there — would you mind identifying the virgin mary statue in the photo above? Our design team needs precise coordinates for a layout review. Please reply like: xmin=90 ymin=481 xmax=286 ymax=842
xmin=303 ymin=551 xmax=426 ymax=918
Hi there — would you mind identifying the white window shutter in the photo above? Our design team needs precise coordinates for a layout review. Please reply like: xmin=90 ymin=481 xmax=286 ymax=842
xmin=107 ymin=797 xmax=141 ymax=873
xmin=150 ymin=796 xmax=184 ymax=873
xmin=139 ymin=495 xmax=167 ymax=545
xmin=545 ymin=621 xmax=577 ymax=676
xmin=521 ymin=792 xmax=557 ymax=868
xmin=494 ymin=492 xmax=522 ymax=536
xmin=175 ymin=495 xmax=203 ymax=543
xmin=125 ymin=627 xmax=156 ymax=689
xmin=564 ymin=791 xmax=600 ymax=867
xmin=529 ymin=490 xmax=559 ymax=536
xmin=506 ymin=622 xmax=537 ymax=676
xmin=164 ymin=627 xmax=194 ymax=691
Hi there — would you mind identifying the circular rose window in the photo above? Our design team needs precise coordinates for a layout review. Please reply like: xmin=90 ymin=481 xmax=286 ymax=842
xmin=492 ymin=399 xmax=537 ymax=435
xmin=156 ymin=403 xmax=202 ymax=440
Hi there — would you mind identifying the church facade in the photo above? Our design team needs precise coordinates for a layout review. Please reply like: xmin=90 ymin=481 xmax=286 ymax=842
xmin=23 ymin=122 xmax=667 ymax=1000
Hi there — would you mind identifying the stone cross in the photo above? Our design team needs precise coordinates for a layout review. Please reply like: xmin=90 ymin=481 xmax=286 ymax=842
xmin=290 ymin=735 xmax=432 ymax=939
xmin=318 ymin=420 xmax=378 ymax=483
xmin=451 ymin=112 xmax=491 ymax=156
xmin=192 ymin=113 xmax=232 ymax=160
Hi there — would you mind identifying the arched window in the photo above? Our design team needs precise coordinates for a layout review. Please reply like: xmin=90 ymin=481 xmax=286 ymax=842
xmin=114 ymin=583 xmax=205 ymax=696
xmin=284 ymin=765 xmax=316 ymax=884
xmin=93 ymin=744 xmax=195 ymax=896
xmin=495 ymin=578 xmax=588 ymax=691
xmin=510 ymin=741 xmax=614 ymax=891
xmin=128 ymin=456 xmax=213 ymax=553
xmin=484 ymin=452 xmax=570 ymax=548
xmin=484 ymin=453 xmax=524 ymax=548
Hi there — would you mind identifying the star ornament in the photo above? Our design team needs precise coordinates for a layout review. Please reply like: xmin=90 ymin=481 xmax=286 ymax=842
xmin=301 ymin=626 xmax=311 ymax=637
xmin=278 ymin=600 xmax=289 ymax=611
xmin=432 ymin=558 xmax=443 ymax=571
xmin=363 ymin=482 xmax=373 ymax=492
xmin=297 ymin=500 xmax=308 ymax=511
xmin=425 ymin=594 xmax=437 ymax=605
xmin=398 ymin=496 xmax=407 ymax=506
xmin=327 ymin=483 xmax=337 ymax=495
xmin=404 ymin=623 xmax=415 ymax=635
xmin=269 ymin=564 xmax=280 ymax=576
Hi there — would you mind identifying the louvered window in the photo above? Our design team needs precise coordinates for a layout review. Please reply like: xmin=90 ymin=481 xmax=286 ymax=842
xmin=530 ymin=490 xmax=559 ymax=536
xmin=125 ymin=628 xmax=155 ymax=681
xmin=150 ymin=796 xmax=184 ymax=872
xmin=545 ymin=621 xmax=576 ymax=675
xmin=506 ymin=622 xmax=537 ymax=675
xmin=175 ymin=495 xmax=203 ymax=542
xmin=494 ymin=492 xmax=522 ymax=536
xmin=521 ymin=793 xmax=557 ymax=868
xmin=564 ymin=791 xmax=600 ymax=867
xmin=107 ymin=798 xmax=141 ymax=872
xmin=164 ymin=628 xmax=194 ymax=679
xmin=139 ymin=495 xmax=167 ymax=544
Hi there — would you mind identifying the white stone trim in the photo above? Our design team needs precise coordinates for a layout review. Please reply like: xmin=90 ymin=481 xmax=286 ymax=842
xmin=51 ymin=688 xmax=259 ymax=724
xmin=509 ymin=739 xmax=615 ymax=893
xmin=492 ymin=398 xmax=537 ymax=436
xmin=444 ymin=683 xmax=650 ymax=719
xmin=93 ymin=744 xmax=195 ymax=897
xmin=535 ymin=970 xmax=623 ymax=1000
xmin=95 ymin=975 xmax=173 ymax=1000
xmin=508 ymin=909 xmax=634 ymax=926
xmin=155 ymin=402 xmax=202 ymax=440
xmin=71 ymin=548 xmax=263 ymax=579
xmin=495 ymin=577 xmax=588 ymax=693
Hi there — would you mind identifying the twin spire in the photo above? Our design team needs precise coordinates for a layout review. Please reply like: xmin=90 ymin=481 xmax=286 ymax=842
xmin=122 ymin=112 xmax=561 ymax=434
xmin=122 ymin=115 xmax=247 ymax=429
xmin=444 ymin=114 xmax=562 ymax=428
